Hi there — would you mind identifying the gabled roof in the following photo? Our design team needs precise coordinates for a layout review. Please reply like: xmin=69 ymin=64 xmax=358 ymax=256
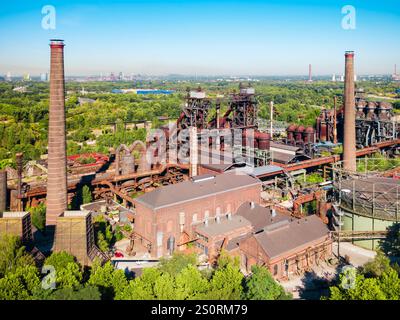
xmin=253 ymin=215 xmax=330 ymax=259
xmin=135 ymin=172 xmax=261 ymax=210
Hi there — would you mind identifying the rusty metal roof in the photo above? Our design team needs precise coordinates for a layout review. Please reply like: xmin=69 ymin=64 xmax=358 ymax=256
xmin=135 ymin=172 xmax=261 ymax=210
xmin=195 ymin=215 xmax=252 ymax=237
xmin=235 ymin=202 xmax=289 ymax=232
xmin=254 ymin=215 xmax=329 ymax=259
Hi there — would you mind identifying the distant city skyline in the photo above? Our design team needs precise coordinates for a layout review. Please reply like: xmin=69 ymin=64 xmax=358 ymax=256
xmin=0 ymin=0 xmax=399 ymax=76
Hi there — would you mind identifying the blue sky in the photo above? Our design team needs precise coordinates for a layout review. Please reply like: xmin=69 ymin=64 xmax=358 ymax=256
xmin=0 ymin=0 xmax=399 ymax=76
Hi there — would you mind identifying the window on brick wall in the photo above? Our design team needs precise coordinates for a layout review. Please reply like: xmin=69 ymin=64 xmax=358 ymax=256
xmin=166 ymin=220 xmax=173 ymax=233
xmin=204 ymin=210 xmax=209 ymax=222
xmin=179 ymin=212 xmax=185 ymax=225
xmin=156 ymin=231 xmax=163 ymax=247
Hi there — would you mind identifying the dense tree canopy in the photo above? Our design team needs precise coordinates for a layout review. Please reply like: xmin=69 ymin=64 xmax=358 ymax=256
xmin=243 ymin=265 xmax=292 ymax=300
xmin=0 ymin=235 xmax=35 ymax=278
xmin=325 ymin=251 xmax=400 ymax=300
xmin=1 ymin=80 xmax=397 ymax=166
xmin=43 ymin=251 xmax=83 ymax=289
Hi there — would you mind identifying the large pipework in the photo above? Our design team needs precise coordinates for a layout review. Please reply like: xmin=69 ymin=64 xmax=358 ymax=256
xmin=343 ymin=51 xmax=357 ymax=172
xmin=46 ymin=39 xmax=68 ymax=226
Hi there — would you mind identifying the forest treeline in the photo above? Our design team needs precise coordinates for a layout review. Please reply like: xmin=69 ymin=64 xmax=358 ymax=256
xmin=0 ymin=80 xmax=399 ymax=167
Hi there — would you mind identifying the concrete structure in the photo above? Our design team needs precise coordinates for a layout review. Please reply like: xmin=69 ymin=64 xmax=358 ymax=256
xmin=46 ymin=40 xmax=68 ymax=226
xmin=133 ymin=172 xmax=262 ymax=257
xmin=0 ymin=211 xmax=32 ymax=244
xmin=343 ymin=51 xmax=357 ymax=172
xmin=54 ymin=210 xmax=106 ymax=265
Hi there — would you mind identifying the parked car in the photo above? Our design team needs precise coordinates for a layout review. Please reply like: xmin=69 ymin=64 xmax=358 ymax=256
xmin=114 ymin=251 xmax=124 ymax=258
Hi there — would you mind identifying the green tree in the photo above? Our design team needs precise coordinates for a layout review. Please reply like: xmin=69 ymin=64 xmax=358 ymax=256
xmin=153 ymin=273 xmax=176 ymax=299
xmin=327 ymin=273 xmax=386 ymax=300
xmin=44 ymin=251 xmax=82 ymax=289
xmin=82 ymin=185 xmax=93 ymax=204
xmin=46 ymin=285 xmax=101 ymax=300
xmin=0 ymin=265 xmax=41 ymax=300
xmin=27 ymin=203 xmax=46 ymax=232
xmin=379 ymin=223 xmax=400 ymax=257
xmin=93 ymin=215 xmax=114 ymax=253
xmin=326 ymin=258 xmax=400 ymax=300
xmin=116 ymin=268 xmax=162 ymax=300
xmin=244 ymin=265 xmax=292 ymax=300
xmin=87 ymin=260 xmax=128 ymax=299
xmin=158 ymin=252 xmax=197 ymax=276
xmin=361 ymin=251 xmax=392 ymax=278
xmin=0 ymin=234 xmax=35 ymax=277
xmin=175 ymin=265 xmax=210 ymax=300
xmin=208 ymin=260 xmax=243 ymax=300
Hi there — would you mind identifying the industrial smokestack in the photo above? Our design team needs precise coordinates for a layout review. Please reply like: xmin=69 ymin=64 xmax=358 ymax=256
xmin=46 ymin=39 xmax=68 ymax=226
xmin=333 ymin=96 xmax=338 ymax=145
xmin=308 ymin=64 xmax=312 ymax=82
xmin=0 ymin=170 xmax=7 ymax=214
xmin=270 ymin=101 xmax=274 ymax=137
xmin=16 ymin=153 xmax=23 ymax=211
xmin=343 ymin=51 xmax=357 ymax=172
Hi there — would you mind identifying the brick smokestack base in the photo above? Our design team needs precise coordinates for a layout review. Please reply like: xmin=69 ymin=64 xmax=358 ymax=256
xmin=343 ymin=51 xmax=357 ymax=172
xmin=46 ymin=40 xmax=68 ymax=226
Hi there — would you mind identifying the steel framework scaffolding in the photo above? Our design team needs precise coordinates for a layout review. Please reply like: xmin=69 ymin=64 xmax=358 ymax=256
xmin=330 ymin=159 xmax=400 ymax=222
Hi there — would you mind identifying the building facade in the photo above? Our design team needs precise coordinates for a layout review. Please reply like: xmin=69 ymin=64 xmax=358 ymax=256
xmin=239 ymin=214 xmax=332 ymax=280
xmin=133 ymin=172 xmax=262 ymax=257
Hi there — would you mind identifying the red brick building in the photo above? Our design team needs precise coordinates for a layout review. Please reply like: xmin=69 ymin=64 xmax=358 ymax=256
xmin=192 ymin=202 xmax=332 ymax=280
xmin=194 ymin=214 xmax=253 ymax=260
xmin=238 ymin=209 xmax=332 ymax=280
xmin=133 ymin=172 xmax=262 ymax=257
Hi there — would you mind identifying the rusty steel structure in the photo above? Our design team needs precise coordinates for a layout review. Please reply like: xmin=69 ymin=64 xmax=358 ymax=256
xmin=315 ymin=98 xmax=398 ymax=150
xmin=177 ymin=88 xmax=212 ymax=130
xmin=228 ymin=83 xmax=258 ymax=129
xmin=1 ymin=46 xmax=399 ymax=220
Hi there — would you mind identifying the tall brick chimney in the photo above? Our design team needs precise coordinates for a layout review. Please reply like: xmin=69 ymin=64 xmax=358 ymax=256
xmin=343 ymin=51 xmax=357 ymax=172
xmin=46 ymin=39 xmax=67 ymax=226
